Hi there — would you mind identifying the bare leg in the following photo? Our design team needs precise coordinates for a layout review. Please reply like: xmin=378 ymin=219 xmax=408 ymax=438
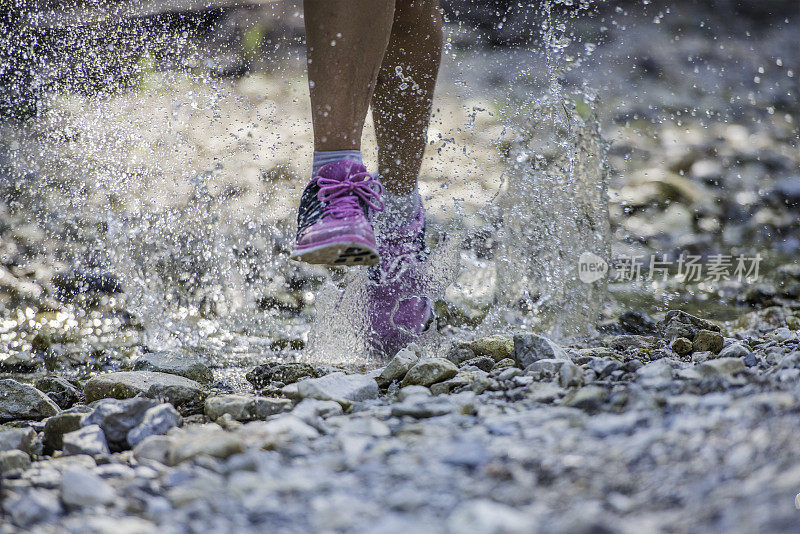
xmin=372 ymin=0 xmax=443 ymax=195
xmin=304 ymin=0 xmax=396 ymax=151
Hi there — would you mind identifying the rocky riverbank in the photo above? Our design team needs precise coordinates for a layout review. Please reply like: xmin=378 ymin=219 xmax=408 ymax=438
xmin=3 ymin=304 xmax=800 ymax=532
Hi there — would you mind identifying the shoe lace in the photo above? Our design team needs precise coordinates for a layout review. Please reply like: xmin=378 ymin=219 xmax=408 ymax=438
xmin=316 ymin=172 xmax=384 ymax=219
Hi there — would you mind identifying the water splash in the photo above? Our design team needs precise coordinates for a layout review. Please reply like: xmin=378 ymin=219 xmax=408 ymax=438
xmin=2 ymin=79 xmax=309 ymax=360
xmin=473 ymin=0 xmax=609 ymax=340
xmin=487 ymin=88 xmax=610 ymax=338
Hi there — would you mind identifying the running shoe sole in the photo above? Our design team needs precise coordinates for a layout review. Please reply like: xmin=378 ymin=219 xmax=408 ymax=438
xmin=290 ymin=237 xmax=380 ymax=266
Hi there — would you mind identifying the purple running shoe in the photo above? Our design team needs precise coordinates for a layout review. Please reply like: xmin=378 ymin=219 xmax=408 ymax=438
xmin=290 ymin=161 xmax=384 ymax=266
xmin=367 ymin=207 xmax=434 ymax=355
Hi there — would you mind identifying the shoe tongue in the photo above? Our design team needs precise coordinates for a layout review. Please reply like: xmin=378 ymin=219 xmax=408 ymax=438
xmin=317 ymin=160 xmax=367 ymax=181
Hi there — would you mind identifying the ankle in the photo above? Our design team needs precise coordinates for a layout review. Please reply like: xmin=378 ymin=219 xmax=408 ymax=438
xmin=312 ymin=150 xmax=362 ymax=176
xmin=379 ymin=186 xmax=422 ymax=228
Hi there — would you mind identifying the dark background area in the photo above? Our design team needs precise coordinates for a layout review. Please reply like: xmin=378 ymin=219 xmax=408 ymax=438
xmin=2 ymin=0 xmax=799 ymax=117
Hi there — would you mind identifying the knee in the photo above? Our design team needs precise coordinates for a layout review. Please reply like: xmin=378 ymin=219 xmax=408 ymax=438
xmin=393 ymin=0 xmax=441 ymax=33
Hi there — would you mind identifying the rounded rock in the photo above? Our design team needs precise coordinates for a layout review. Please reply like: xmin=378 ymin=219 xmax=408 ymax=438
xmin=693 ymin=329 xmax=724 ymax=354
xmin=401 ymin=358 xmax=459 ymax=387
xmin=0 ymin=379 xmax=60 ymax=422
xmin=670 ymin=337 xmax=694 ymax=355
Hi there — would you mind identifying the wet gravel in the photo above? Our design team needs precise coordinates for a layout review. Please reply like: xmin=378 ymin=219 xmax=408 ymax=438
xmin=3 ymin=310 xmax=800 ymax=533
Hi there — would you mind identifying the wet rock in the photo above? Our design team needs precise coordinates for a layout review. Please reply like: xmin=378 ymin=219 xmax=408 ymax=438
xmin=0 ymin=379 xmax=60 ymax=422
xmin=604 ymin=335 xmax=663 ymax=352
xmin=435 ymin=299 xmax=486 ymax=329
xmin=167 ymin=428 xmax=245 ymax=465
xmin=446 ymin=344 xmax=477 ymax=365
xmin=36 ymin=454 xmax=97 ymax=475
xmin=526 ymin=382 xmax=565 ymax=403
xmin=291 ymin=398 xmax=343 ymax=425
xmin=62 ymin=425 xmax=110 ymax=456
xmin=559 ymin=361 xmax=584 ymax=387
xmin=0 ymin=427 xmax=36 ymax=454
xmin=391 ymin=396 xmax=458 ymax=418
xmin=430 ymin=373 xmax=473 ymax=395
xmin=396 ymin=385 xmax=431 ymax=401
xmin=376 ymin=348 xmax=419 ymax=387
xmin=204 ymin=395 xmax=291 ymax=422
xmin=658 ymin=310 xmax=720 ymax=341
xmin=587 ymin=358 xmax=620 ymax=379
xmin=601 ymin=310 xmax=658 ymax=335
xmin=82 ymin=397 xmax=158 ymax=450
xmin=492 ymin=358 xmax=516 ymax=371
xmin=462 ymin=356 xmax=496 ymax=372
xmin=133 ymin=351 xmax=213 ymax=384
xmin=83 ymin=371 xmax=205 ymax=414
xmin=624 ymin=359 xmax=644 ymax=373
xmin=238 ymin=415 xmax=320 ymax=450
xmin=294 ymin=372 xmax=379 ymax=408
xmin=524 ymin=359 xmax=563 ymax=380
xmin=626 ymin=203 xmax=693 ymax=237
xmin=60 ymin=468 xmax=117 ymax=507
xmin=513 ymin=334 xmax=568 ymax=367
xmin=766 ymin=327 xmax=798 ymax=343
xmin=34 ymin=376 xmax=81 ymax=409
xmin=497 ymin=367 xmax=523 ymax=381
xmin=246 ymin=362 xmax=321 ymax=389
xmin=0 ymin=351 xmax=40 ymax=372
xmin=764 ymin=351 xmax=786 ymax=367
xmin=636 ymin=359 xmax=674 ymax=386
xmin=670 ymin=336 xmax=694 ymax=355
xmin=561 ymin=385 xmax=609 ymax=411
xmin=4 ymin=489 xmax=62 ymax=528
xmin=468 ymin=335 xmax=514 ymax=361
xmin=402 ymin=358 xmax=459 ymax=387
xmin=471 ymin=375 xmax=501 ymax=394
xmin=42 ymin=345 xmax=92 ymax=372
xmin=693 ymin=330 xmax=723 ymax=354
xmin=43 ymin=408 xmax=91 ymax=452
xmin=132 ymin=435 xmax=173 ymax=465
xmin=573 ymin=347 xmax=621 ymax=363
xmin=127 ymin=404 xmax=183 ymax=447
xmin=0 ymin=449 xmax=31 ymax=475
xmin=691 ymin=351 xmax=714 ymax=364
xmin=695 ymin=357 xmax=746 ymax=377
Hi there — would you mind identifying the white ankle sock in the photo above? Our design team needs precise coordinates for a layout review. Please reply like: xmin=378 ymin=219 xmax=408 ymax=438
xmin=312 ymin=150 xmax=362 ymax=176
xmin=381 ymin=186 xmax=422 ymax=228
